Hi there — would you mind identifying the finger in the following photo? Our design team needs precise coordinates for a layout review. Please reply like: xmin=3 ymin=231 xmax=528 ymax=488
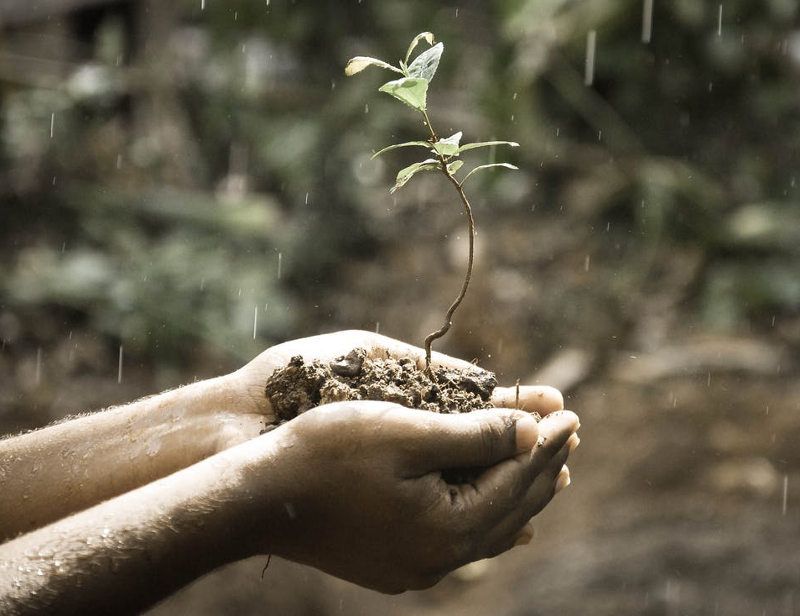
xmin=480 ymin=442 xmax=574 ymax=558
xmin=491 ymin=385 xmax=564 ymax=416
xmin=407 ymin=408 xmax=540 ymax=473
xmin=530 ymin=410 xmax=580 ymax=464
xmin=453 ymin=411 xmax=578 ymax=528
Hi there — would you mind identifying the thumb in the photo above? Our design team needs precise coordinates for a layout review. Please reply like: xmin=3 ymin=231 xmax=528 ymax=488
xmin=409 ymin=409 xmax=539 ymax=473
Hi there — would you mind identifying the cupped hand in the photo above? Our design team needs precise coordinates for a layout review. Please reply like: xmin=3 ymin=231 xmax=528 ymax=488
xmin=221 ymin=330 xmax=565 ymax=449
xmin=234 ymin=400 xmax=580 ymax=594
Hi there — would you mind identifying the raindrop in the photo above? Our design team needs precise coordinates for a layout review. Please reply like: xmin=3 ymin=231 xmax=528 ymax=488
xmin=455 ymin=7 xmax=459 ymax=17
xmin=253 ymin=306 xmax=258 ymax=340
xmin=584 ymin=255 xmax=591 ymax=272
xmin=375 ymin=322 xmax=380 ymax=334
xmin=50 ymin=113 xmax=55 ymax=139
xmin=201 ymin=0 xmax=205 ymax=10
xmin=364 ymin=103 xmax=369 ymax=114
xmin=717 ymin=4 xmax=723 ymax=37
xmin=305 ymin=192 xmax=309 ymax=205
xmin=116 ymin=154 xmax=123 ymax=169
xmin=117 ymin=345 xmax=123 ymax=384
xmin=277 ymin=253 xmax=283 ymax=280
xmin=200 ymin=277 xmax=205 ymax=291
xmin=35 ymin=348 xmax=42 ymax=385
xmin=585 ymin=30 xmax=597 ymax=86
xmin=782 ymin=475 xmax=788 ymax=516
xmin=642 ymin=0 xmax=653 ymax=43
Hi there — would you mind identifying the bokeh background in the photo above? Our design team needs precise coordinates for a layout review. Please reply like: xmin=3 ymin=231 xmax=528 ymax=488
xmin=2 ymin=1 xmax=799 ymax=614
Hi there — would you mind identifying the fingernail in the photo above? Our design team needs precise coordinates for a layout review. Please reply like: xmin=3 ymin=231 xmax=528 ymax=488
xmin=555 ymin=467 xmax=571 ymax=493
xmin=567 ymin=434 xmax=580 ymax=454
xmin=515 ymin=416 xmax=539 ymax=451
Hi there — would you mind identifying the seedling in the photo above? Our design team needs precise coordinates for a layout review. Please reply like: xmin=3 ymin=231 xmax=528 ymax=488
xmin=346 ymin=32 xmax=519 ymax=375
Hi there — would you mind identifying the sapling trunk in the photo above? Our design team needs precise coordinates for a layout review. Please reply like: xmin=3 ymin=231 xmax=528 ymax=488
xmin=420 ymin=114 xmax=477 ymax=376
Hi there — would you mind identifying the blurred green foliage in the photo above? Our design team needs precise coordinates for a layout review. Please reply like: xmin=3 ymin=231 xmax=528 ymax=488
xmin=1 ymin=0 xmax=798 ymax=371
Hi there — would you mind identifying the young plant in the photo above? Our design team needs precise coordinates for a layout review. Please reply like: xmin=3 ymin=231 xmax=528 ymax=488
xmin=346 ymin=32 xmax=519 ymax=375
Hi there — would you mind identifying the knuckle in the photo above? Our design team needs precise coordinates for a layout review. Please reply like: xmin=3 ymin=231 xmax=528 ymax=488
xmin=478 ymin=419 xmax=506 ymax=462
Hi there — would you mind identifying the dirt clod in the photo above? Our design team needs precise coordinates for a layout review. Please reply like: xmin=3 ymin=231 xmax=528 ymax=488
xmin=265 ymin=348 xmax=498 ymax=423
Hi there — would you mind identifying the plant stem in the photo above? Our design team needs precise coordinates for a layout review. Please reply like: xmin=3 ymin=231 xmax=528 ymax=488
xmin=419 ymin=110 xmax=476 ymax=377
xmin=423 ymin=171 xmax=475 ymax=376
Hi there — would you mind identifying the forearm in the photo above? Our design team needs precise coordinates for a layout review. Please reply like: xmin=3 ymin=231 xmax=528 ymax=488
xmin=0 ymin=436 xmax=271 ymax=615
xmin=0 ymin=374 xmax=263 ymax=541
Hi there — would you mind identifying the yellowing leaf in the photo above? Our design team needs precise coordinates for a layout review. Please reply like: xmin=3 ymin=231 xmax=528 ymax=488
xmin=345 ymin=56 xmax=403 ymax=76
xmin=405 ymin=32 xmax=435 ymax=64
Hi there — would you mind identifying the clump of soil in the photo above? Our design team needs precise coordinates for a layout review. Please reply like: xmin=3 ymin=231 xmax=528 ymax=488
xmin=265 ymin=348 xmax=498 ymax=424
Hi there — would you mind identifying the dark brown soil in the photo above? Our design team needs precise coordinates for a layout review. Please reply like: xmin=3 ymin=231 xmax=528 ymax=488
xmin=264 ymin=348 xmax=499 ymax=423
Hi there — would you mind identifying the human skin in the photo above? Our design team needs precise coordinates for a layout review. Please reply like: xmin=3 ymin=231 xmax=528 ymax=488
xmin=0 ymin=331 xmax=579 ymax=614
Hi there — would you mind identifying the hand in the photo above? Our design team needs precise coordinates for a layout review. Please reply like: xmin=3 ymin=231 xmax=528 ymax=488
xmin=223 ymin=330 xmax=566 ymax=449
xmin=235 ymin=400 xmax=580 ymax=594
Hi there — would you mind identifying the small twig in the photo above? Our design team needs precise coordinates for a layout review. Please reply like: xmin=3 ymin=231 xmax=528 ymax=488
xmin=515 ymin=379 xmax=520 ymax=409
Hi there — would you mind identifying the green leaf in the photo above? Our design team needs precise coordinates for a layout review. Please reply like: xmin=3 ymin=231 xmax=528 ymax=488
xmin=405 ymin=32 xmax=435 ymax=65
xmin=461 ymin=163 xmax=519 ymax=184
xmin=379 ymin=77 xmax=429 ymax=111
xmin=432 ymin=131 xmax=462 ymax=157
xmin=391 ymin=159 xmax=441 ymax=193
xmin=407 ymin=43 xmax=443 ymax=82
xmin=345 ymin=56 xmax=403 ymax=76
xmin=447 ymin=160 xmax=464 ymax=175
xmin=459 ymin=140 xmax=520 ymax=152
xmin=371 ymin=141 xmax=432 ymax=160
